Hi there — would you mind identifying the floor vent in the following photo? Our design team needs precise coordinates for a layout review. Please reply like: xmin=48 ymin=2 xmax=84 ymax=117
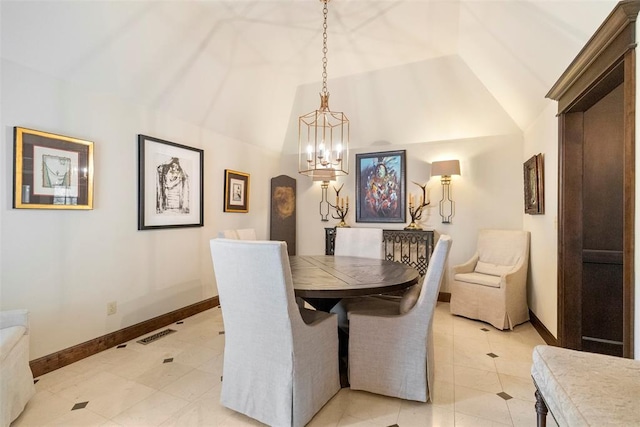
xmin=137 ymin=329 xmax=176 ymax=345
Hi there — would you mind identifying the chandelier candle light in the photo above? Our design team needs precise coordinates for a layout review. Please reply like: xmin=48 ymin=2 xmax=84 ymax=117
xmin=298 ymin=0 xmax=349 ymax=182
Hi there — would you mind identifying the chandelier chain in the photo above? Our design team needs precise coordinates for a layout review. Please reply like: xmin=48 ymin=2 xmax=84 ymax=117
xmin=321 ymin=1 xmax=329 ymax=96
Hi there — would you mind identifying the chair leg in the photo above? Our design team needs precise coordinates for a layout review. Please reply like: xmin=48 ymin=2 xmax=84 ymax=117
xmin=535 ymin=389 xmax=548 ymax=427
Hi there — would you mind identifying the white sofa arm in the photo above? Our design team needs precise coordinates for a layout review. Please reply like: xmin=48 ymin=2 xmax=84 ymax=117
xmin=0 ymin=309 xmax=29 ymax=333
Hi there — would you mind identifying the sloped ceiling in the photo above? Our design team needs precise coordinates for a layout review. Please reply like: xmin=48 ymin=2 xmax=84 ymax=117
xmin=0 ymin=0 xmax=618 ymax=152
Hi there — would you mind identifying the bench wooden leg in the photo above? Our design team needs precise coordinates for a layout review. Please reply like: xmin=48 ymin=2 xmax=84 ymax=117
xmin=535 ymin=389 xmax=548 ymax=427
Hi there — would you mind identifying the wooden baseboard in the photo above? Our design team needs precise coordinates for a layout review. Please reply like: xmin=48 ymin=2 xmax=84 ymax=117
xmin=529 ymin=309 xmax=558 ymax=346
xmin=438 ymin=292 xmax=451 ymax=303
xmin=30 ymin=296 xmax=219 ymax=378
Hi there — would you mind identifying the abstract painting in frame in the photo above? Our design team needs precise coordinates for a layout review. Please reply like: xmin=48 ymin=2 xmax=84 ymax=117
xmin=524 ymin=153 xmax=544 ymax=215
xmin=13 ymin=127 xmax=94 ymax=209
xmin=356 ymin=150 xmax=406 ymax=223
xmin=138 ymin=134 xmax=204 ymax=230
xmin=224 ymin=169 xmax=249 ymax=213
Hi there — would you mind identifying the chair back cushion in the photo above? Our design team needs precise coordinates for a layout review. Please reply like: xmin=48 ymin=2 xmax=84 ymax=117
xmin=218 ymin=229 xmax=239 ymax=239
xmin=236 ymin=228 xmax=257 ymax=240
xmin=477 ymin=229 xmax=529 ymax=267
xmin=474 ymin=261 xmax=513 ymax=277
xmin=334 ymin=228 xmax=383 ymax=259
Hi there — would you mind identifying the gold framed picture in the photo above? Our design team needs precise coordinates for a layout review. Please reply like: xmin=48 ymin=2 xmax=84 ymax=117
xmin=224 ymin=169 xmax=249 ymax=213
xmin=13 ymin=127 xmax=94 ymax=209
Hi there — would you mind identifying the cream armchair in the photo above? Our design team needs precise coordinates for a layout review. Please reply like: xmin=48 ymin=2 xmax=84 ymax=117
xmin=450 ymin=229 xmax=530 ymax=330
xmin=1 ymin=309 xmax=36 ymax=427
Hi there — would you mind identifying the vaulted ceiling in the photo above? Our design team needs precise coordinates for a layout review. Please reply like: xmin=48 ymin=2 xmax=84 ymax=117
xmin=1 ymin=1 xmax=618 ymax=152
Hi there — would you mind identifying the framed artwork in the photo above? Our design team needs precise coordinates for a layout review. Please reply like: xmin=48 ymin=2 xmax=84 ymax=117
xmin=356 ymin=150 xmax=406 ymax=223
xmin=524 ymin=153 xmax=544 ymax=215
xmin=138 ymin=134 xmax=204 ymax=230
xmin=13 ymin=127 xmax=94 ymax=209
xmin=224 ymin=169 xmax=250 ymax=213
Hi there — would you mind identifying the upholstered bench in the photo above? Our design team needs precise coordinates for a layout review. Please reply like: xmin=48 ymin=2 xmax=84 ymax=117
xmin=531 ymin=345 xmax=640 ymax=427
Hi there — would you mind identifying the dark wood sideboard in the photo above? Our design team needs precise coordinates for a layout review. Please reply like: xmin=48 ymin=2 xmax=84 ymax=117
xmin=324 ymin=228 xmax=435 ymax=276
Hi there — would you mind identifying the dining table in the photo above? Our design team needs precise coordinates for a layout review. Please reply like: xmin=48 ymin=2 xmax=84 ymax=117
xmin=289 ymin=255 xmax=420 ymax=312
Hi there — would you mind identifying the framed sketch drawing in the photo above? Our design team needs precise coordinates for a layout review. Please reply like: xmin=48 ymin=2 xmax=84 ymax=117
xmin=138 ymin=134 xmax=204 ymax=230
xmin=355 ymin=150 xmax=406 ymax=223
xmin=13 ymin=127 xmax=94 ymax=209
xmin=224 ymin=169 xmax=249 ymax=213
xmin=524 ymin=153 xmax=544 ymax=215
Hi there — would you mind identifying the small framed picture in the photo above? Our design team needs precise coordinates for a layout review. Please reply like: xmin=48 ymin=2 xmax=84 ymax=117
xmin=224 ymin=169 xmax=249 ymax=213
xmin=138 ymin=134 xmax=204 ymax=230
xmin=524 ymin=153 xmax=544 ymax=215
xmin=13 ymin=127 xmax=94 ymax=209
xmin=355 ymin=150 xmax=406 ymax=223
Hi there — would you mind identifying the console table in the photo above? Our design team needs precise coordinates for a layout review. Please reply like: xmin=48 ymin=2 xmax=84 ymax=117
xmin=324 ymin=228 xmax=435 ymax=276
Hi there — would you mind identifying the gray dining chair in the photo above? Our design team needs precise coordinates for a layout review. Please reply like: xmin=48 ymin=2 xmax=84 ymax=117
xmin=347 ymin=234 xmax=452 ymax=402
xmin=209 ymin=238 xmax=340 ymax=427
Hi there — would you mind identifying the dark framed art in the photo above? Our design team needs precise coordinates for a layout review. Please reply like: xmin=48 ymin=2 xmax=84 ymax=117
xmin=224 ymin=169 xmax=250 ymax=213
xmin=356 ymin=150 xmax=406 ymax=223
xmin=138 ymin=134 xmax=204 ymax=230
xmin=524 ymin=153 xmax=544 ymax=215
xmin=13 ymin=127 xmax=94 ymax=209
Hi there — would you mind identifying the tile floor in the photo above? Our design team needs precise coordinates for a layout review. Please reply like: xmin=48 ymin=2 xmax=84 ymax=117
xmin=12 ymin=303 xmax=557 ymax=427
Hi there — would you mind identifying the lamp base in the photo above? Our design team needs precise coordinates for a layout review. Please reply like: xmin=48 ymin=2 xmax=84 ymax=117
xmin=336 ymin=221 xmax=350 ymax=228
xmin=404 ymin=222 xmax=422 ymax=230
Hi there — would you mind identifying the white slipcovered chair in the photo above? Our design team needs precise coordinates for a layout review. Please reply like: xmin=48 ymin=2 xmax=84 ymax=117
xmin=209 ymin=239 xmax=340 ymax=427
xmin=334 ymin=227 xmax=383 ymax=259
xmin=331 ymin=228 xmax=384 ymax=325
xmin=449 ymin=229 xmax=530 ymax=330
xmin=347 ymin=235 xmax=452 ymax=402
xmin=1 ymin=309 xmax=36 ymax=427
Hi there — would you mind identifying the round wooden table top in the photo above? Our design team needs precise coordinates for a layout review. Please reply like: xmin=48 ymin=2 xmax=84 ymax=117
xmin=290 ymin=255 xmax=420 ymax=299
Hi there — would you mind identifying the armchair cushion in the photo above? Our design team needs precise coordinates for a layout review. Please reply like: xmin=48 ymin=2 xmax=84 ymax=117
xmin=455 ymin=272 xmax=501 ymax=288
xmin=474 ymin=261 xmax=514 ymax=277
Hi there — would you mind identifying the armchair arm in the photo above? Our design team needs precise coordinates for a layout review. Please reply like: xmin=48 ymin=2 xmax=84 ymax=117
xmin=0 ymin=309 xmax=29 ymax=332
xmin=452 ymin=253 xmax=479 ymax=275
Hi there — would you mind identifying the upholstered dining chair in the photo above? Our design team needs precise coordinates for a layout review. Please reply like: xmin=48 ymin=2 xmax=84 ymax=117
xmin=235 ymin=228 xmax=257 ymax=240
xmin=347 ymin=235 xmax=452 ymax=402
xmin=334 ymin=227 xmax=383 ymax=259
xmin=449 ymin=229 xmax=530 ymax=330
xmin=217 ymin=228 xmax=257 ymax=240
xmin=209 ymin=239 xmax=340 ymax=427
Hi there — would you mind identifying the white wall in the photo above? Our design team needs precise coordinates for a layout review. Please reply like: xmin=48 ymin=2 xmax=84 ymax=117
xmin=523 ymin=102 xmax=559 ymax=338
xmin=1 ymin=59 xmax=281 ymax=359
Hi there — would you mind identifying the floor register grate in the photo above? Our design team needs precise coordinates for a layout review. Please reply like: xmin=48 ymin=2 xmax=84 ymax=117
xmin=137 ymin=328 xmax=176 ymax=345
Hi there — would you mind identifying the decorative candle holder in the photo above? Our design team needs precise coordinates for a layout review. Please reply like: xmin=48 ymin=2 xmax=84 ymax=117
xmin=329 ymin=184 xmax=350 ymax=227
xmin=405 ymin=181 xmax=430 ymax=230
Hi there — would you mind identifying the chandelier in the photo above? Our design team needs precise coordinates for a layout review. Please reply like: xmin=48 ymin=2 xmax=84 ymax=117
xmin=298 ymin=0 xmax=349 ymax=179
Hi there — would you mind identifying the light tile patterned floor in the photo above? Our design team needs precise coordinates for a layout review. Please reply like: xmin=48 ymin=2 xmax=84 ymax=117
xmin=12 ymin=303 xmax=558 ymax=426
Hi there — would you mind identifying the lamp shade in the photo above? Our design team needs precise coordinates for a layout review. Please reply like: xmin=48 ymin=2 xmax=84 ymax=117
xmin=431 ymin=160 xmax=460 ymax=177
